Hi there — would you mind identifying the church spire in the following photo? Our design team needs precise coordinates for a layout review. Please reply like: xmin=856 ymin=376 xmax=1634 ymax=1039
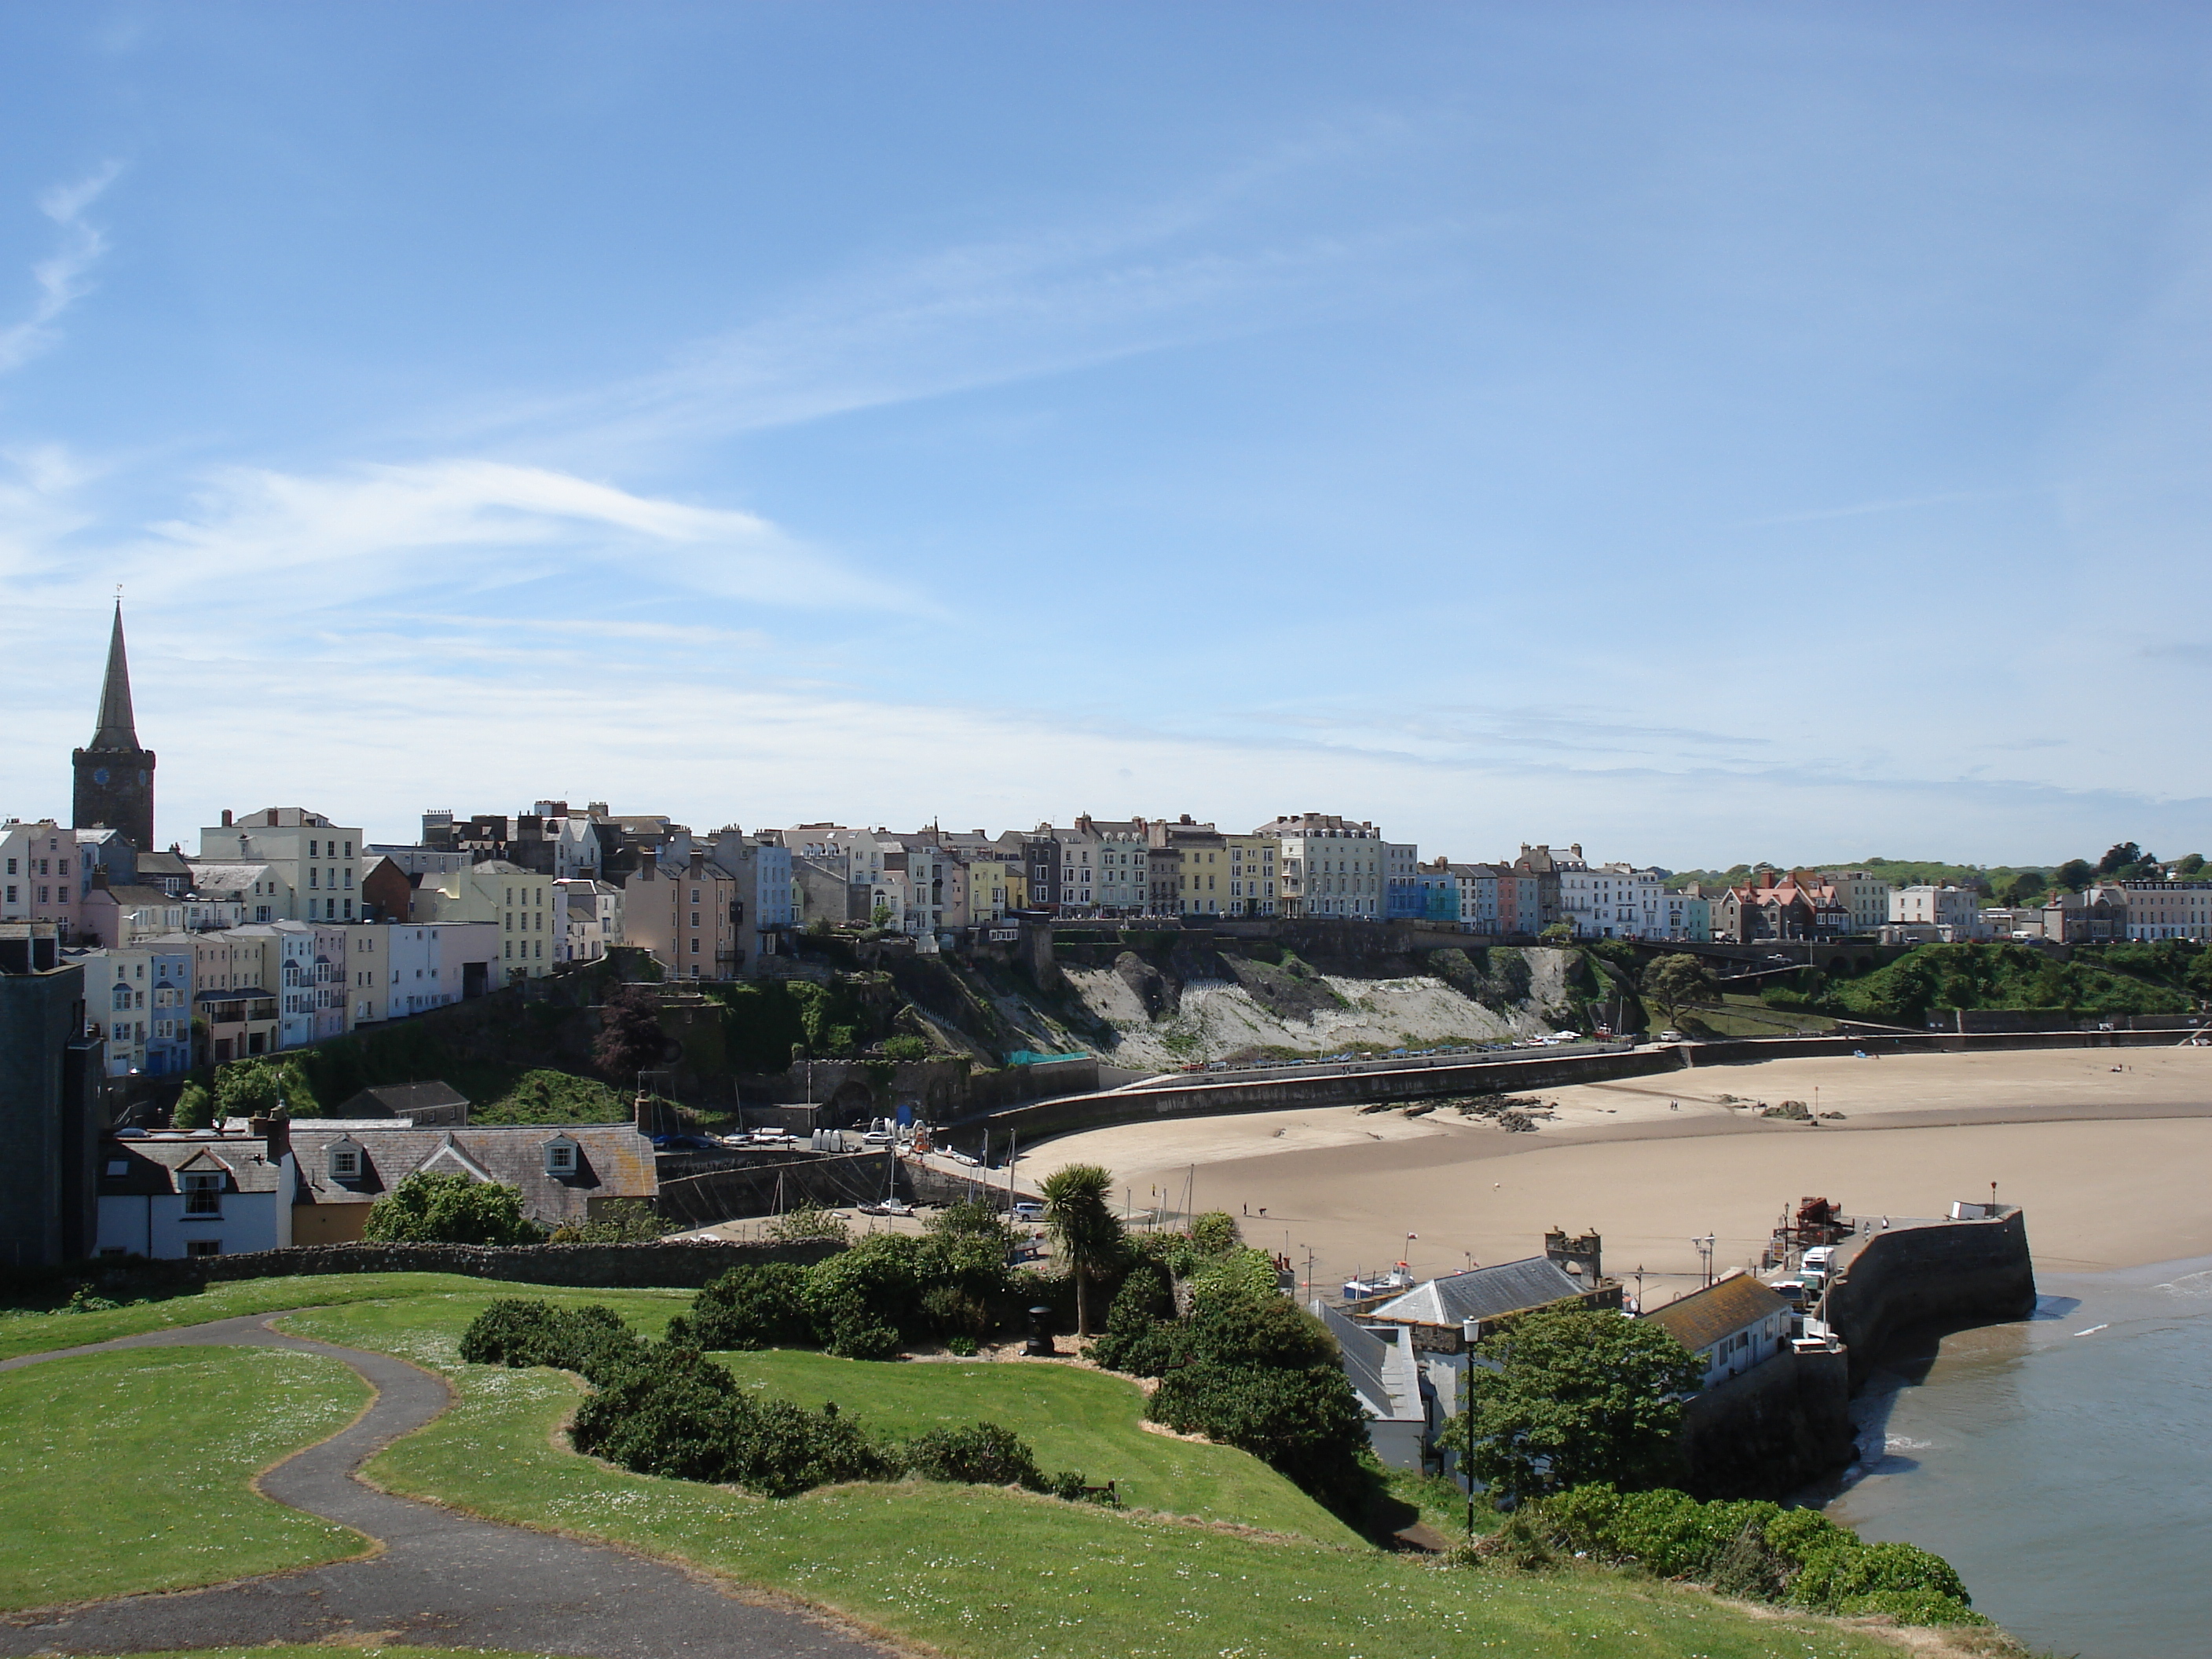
xmin=90 ymin=600 xmax=137 ymax=750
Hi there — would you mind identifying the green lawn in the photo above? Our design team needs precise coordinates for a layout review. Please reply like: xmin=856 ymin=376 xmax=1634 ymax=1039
xmin=716 ymin=1348 xmax=1360 ymax=1544
xmin=0 ymin=1271 xmax=538 ymax=1361
xmin=281 ymin=1297 xmax=1899 ymax=1659
xmin=0 ymin=1346 xmax=371 ymax=1610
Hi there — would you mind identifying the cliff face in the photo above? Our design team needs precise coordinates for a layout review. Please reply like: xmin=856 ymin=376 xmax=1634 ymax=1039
xmin=1053 ymin=940 xmax=1592 ymax=1070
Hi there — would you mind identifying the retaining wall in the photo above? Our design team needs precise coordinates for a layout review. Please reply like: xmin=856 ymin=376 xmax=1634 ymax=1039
xmin=654 ymin=1151 xmax=899 ymax=1229
xmin=1823 ymin=1208 xmax=2038 ymax=1390
xmin=1677 ymin=1344 xmax=1855 ymax=1500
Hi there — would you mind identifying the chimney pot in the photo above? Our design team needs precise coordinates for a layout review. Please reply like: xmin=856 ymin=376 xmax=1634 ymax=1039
xmin=221 ymin=809 xmax=233 ymax=828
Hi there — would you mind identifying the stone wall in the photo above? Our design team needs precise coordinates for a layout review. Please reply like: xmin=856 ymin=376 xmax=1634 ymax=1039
xmin=1822 ymin=1209 xmax=2037 ymax=1390
xmin=944 ymin=1047 xmax=1683 ymax=1146
xmin=1677 ymin=1345 xmax=1854 ymax=1500
xmin=41 ymin=1236 xmax=844 ymax=1294
xmin=654 ymin=1151 xmax=899 ymax=1229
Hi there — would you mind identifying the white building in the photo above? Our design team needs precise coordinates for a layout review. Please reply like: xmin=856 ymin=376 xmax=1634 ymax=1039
xmin=98 ymin=1126 xmax=296 ymax=1259
xmin=1820 ymin=870 xmax=1893 ymax=935
xmin=1311 ymin=1302 xmax=1430 ymax=1470
xmin=0 ymin=819 xmax=84 ymax=935
xmin=1638 ymin=1273 xmax=1794 ymax=1390
xmin=341 ymin=921 xmax=503 ymax=1024
xmin=1257 ymin=813 xmax=1386 ymax=919
xmin=196 ymin=807 xmax=367 ymax=924
xmin=1889 ymin=884 xmax=1983 ymax=932
xmin=557 ymin=878 xmax=624 ymax=962
xmin=1560 ymin=863 xmax=1645 ymax=938
xmin=1075 ymin=817 xmax=1148 ymax=914
xmin=2121 ymin=881 xmax=2212 ymax=942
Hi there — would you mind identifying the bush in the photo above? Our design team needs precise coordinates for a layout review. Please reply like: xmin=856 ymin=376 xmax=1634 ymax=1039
xmin=905 ymin=1421 xmax=1042 ymax=1488
xmin=1185 ymin=1247 xmax=1286 ymax=1310
xmin=549 ymin=1199 xmax=676 ymax=1243
xmin=679 ymin=1263 xmax=813 ymax=1351
xmin=362 ymin=1171 xmax=544 ymax=1245
xmin=878 ymin=1034 xmax=930 ymax=1061
xmin=1186 ymin=1287 xmax=1336 ymax=1371
xmin=1188 ymin=1211 xmax=1242 ymax=1254
xmin=1090 ymin=1265 xmax=1178 ymax=1374
xmin=1148 ymin=1361 xmax=1368 ymax=1510
xmin=1514 ymin=1484 xmax=1983 ymax=1627
xmin=766 ymin=1206 xmax=851 ymax=1245
xmin=459 ymin=1298 xmax=650 ymax=1382
xmin=802 ymin=1234 xmax=925 ymax=1357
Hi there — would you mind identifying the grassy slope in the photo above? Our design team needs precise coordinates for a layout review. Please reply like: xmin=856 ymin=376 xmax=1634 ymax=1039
xmin=274 ymin=1294 xmax=1355 ymax=1546
xmin=0 ymin=1272 xmax=529 ymax=1362
xmin=281 ymin=1297 xmax=1897 ymax=1659
xmin=0 ymin=1346 xmax=370 ymax=1610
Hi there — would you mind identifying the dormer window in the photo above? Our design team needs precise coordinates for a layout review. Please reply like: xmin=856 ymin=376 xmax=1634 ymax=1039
xmin=181 ymin=1171 xmax=224 ymax=1215
xmin=329 ymin=1143 xmax=362 ymax=1179
xmin=544 ymin=1136 xmax=579 ymax=1176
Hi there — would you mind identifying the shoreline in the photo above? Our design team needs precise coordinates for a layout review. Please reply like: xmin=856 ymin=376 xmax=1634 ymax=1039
xmin=1023 ymin=1048 xmax=2212 ymax=1293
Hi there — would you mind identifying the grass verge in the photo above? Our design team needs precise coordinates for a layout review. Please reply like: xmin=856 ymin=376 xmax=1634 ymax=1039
xmin=282 ymin=1298 xmax=1902 ymax=1659
xmin=0 ymin=1346 xmax=370 ymax=1610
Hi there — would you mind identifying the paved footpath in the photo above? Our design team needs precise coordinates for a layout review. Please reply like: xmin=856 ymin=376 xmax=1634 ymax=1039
xmin=0 ymin=1314 xmax=895 ymax=1657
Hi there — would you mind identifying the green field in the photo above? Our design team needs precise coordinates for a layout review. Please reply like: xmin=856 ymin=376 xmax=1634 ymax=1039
xmin=277 ymin=1295 xmax=1899 ymax=1659
xmin=0 ymin=1346 xmax=370 ymax=1610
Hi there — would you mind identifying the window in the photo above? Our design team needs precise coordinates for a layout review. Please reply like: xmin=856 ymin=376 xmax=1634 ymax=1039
xmin=181 ymin=1172 xmax=223 ymax=1215
xmin=185 ymin=1239 xmax=222 ymax=1258
xmin=330 ymin=1145 xmax=361 ymax=1178
xmin=544 ymin=1140 xmax=577 ymax=1175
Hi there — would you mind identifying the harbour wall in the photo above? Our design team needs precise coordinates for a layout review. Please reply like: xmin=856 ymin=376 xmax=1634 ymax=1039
xmin=1822 ymin=1207 xmax=2038 ymax=1392
xmin=1679 ymin=1343 xmax=1855 ymax=1500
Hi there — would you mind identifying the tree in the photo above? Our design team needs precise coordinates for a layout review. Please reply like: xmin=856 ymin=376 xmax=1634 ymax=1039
xmin=2053 ymin=858 xmax=2095 ymax=892
xmin=1538 ymin=922 xmax=1573 ymax=944
xmin=870 ymin=902 xmax=893 ymax=928
xmin=361 ymin=1171 xmax=544 ymax=1245
xmin=170 ymin=1081 xmax=214 ymax=1130
xmin=1039 ymin=1163 xmax=1122 ymax=1335
xmin=1445 ymin=1306 xmax=1705 ymax=1502
xmin=213 ymin=1060 xmax=284 ymax=1119
xmin=2174 ymin=853 xmax=2207 ymax=877
xmin=1640 ymin=954 xmax=1714 ymax=1027
xmin=592 ymin=983 xmax=666 ymax=1084
xmin=2098 ymin=841 xmax=2146 ymax=876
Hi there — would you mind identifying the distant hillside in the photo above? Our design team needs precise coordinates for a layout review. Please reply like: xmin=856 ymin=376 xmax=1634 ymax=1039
xmin=1761 ymin=940 xmax=2210 ymax=1025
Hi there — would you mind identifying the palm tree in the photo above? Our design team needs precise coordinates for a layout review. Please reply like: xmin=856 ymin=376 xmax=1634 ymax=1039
xmin=1039 ymin=1163 xmax=1122 ymax=1336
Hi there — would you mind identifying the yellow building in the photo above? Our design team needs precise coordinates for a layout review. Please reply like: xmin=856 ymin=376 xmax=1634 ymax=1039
xmin=412 ymin=859 xmax=559 ymax=981
xmin=1225 ymin=833 xmax=1279 ymax=917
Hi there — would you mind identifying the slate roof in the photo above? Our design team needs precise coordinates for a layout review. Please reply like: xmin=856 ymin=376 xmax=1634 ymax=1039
xmin=287 ymin=1122 xmax=656 ymax=1225
xmin=101 ymin=1135 xmax=289 ymax=1195
xmin=1365 ymin=1256 xmax=1584 ymax=1328
xmin=1313 ymin=1302 xmax=1425 ymax=1426
xmin=1640 ymin=1273 xmax=1792 ymax=1355
xmin=336 ymin=1081 xmax=470 ymax=1119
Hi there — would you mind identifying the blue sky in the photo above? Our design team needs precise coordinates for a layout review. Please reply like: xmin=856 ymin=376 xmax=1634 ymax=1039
xmin=2 ymin=2 xmax=2208 ymax=865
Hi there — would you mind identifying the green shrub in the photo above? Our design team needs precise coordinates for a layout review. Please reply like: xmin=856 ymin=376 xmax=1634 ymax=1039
xmin=1185 ymin=1246 xmax=1285 ymax=1309
xmin=362 ymin=1171 xmax=544 ymax=1245
xmin=549 ymin=1199 xmax=676 ymax=1242
xmin=1090 ymin=1265 xmax=1178 ymax=1373
xmin=458 ymin=1298 xmax=650 ymax=1382
xmin=904 ymin=1421 xmax=1042 ymax=1488
xmin=1188 ymin=1211 xmax=1242 ymax=1254
xmin=1147 ymin=1361 xmax=1368 ymax=1510
xmin=1791 ymin=1539 xmax=1972 ymax=1614
xmin=878 ymin=1034 xmax=930 ymax=1061
xmin=802 ymin=1234 xmax=925 ymax=1357
xmin=766 ymin=1206 xmax=851 ymax=1244
xmin=1186 ymin=1288 xmax=1336 ymax=1371
xmin=679 ymin=1263 xmax=813 ymax=1351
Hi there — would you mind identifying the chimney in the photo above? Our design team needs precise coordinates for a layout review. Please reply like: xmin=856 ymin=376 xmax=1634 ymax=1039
xmin=249 ymin=1115 xmax=291 ymax=1163
xmin=221 ymin=809 xmax=233 ymax=828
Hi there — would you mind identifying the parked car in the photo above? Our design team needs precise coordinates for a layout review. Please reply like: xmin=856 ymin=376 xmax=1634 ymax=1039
xmin=1801 ymin=1245 xmax=1837 ymax=1273
xmin=1011 ymin=1199 xmax=1046 ymax=1222
xmin=861 ymin=1129 xmax=894 ymax=1147
xmin=1659 ymin=1029 xmax=1685 ymax=1042
xmin=650 ymin=1133 xmax=720 ymax=1152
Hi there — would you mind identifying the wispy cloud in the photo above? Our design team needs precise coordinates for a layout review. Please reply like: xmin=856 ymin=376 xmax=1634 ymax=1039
xmin=0 ymin=162 xmax=124 ymax=375
xmin=115 ymin=458 xmax=916 ymax=614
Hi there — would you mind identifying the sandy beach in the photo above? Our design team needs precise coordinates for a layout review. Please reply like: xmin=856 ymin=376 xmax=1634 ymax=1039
xmin=1020 ymin=1046 xmax=2212 ymax=1302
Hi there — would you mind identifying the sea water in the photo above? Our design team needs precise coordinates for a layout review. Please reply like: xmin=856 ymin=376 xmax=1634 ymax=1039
xmin=1822 ymin=1255 xmax=2212 ymax=1659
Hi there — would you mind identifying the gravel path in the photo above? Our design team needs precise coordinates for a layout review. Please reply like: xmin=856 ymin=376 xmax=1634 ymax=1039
xmin=0 ymin=1314 xmax=896 ymax=1657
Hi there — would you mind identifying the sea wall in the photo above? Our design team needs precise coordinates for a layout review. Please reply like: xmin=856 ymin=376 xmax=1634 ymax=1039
xmin=1823 ymin=1208 xmax=2038 ymax=1390
xmin=947 ymin=1047 xmax=1678 ymax=1146
xmin=1677 ymin=1344 xmax=1855 ymax=1500
xmin=24 ymin=1236 xmax=844 ymax=1294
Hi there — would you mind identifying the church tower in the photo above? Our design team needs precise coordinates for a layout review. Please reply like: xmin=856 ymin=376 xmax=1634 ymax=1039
xmin=71 ymin=602 xmax=156 ymax=852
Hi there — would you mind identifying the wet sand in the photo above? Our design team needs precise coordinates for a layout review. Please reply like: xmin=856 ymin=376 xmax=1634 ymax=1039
xmin=1022 ymin=1046 xmax=2212 ymax=1301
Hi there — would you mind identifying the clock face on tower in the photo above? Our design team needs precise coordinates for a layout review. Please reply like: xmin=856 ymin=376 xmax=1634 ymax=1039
xmin=93 ymin=768 xmax=110 ymax=785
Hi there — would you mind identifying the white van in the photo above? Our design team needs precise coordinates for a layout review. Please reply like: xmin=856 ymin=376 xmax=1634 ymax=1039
xmin=1801 ymin=1245 xmax=1837 ymax=1273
